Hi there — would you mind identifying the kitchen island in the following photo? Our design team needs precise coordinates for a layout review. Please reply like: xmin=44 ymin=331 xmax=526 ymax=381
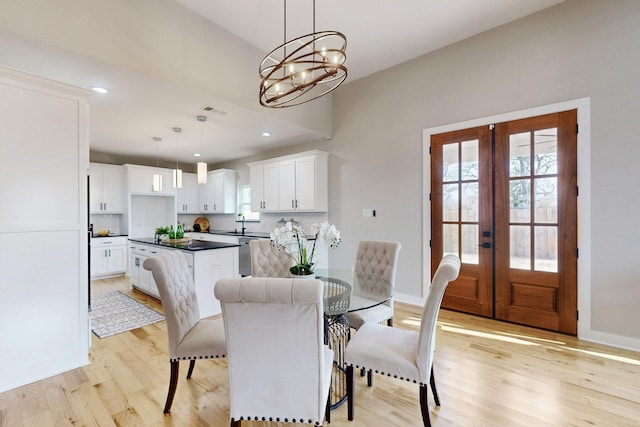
xmin=128 ymin=237 xmax=240 ymax=318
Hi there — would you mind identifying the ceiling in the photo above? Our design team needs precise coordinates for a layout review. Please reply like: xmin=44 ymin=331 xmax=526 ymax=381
xmin=0 ymin=0 xmax=562 ymax=166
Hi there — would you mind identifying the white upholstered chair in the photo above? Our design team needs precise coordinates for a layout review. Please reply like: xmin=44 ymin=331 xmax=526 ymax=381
xmin=344 ymin=254 xmax=461 ymax=427
xmin=143 ymin=251 xmax=226 ymax=414
xmin=249 ymin=239 xmax=295 ymax=277
xmin=344 ymin=240 xmax=401 ymax=329
xmin=215 ymin=277 xmax=333 ymax=426
xmin=344 ymin=240 xmax=401 ymax=385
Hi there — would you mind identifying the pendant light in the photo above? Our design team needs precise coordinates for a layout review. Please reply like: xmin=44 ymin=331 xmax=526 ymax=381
xmin=152 ymin=136 xmax=163 ymax=192
xmin=172 ymin=127 xmax=182 ymax=189
xmin=259 ymin=0 xmax=347 ymax=108
xmin=196 ymin=115 xmax=208 ymax=184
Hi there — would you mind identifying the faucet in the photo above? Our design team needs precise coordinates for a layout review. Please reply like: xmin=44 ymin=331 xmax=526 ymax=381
xmin=240 ymin=215 xmax=246 ymax=236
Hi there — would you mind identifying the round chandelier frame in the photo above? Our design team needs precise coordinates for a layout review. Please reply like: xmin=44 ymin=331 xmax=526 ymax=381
xmin=259 ymin=1 xmax=347 ymax=108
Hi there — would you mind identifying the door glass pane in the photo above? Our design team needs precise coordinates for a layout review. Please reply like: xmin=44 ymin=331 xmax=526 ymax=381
xmin=443 ymin=224 xmax=459 ymax=257
xmin=461 ymin=182 xmax=479 ymax=222
xmin=534 ymin=226 xmax=558 ymax=272
xmin=443 ymin=183 xmax=459 ymax=221
xmin=510 ymin=225 xmax=530 ymax=270
xmin=535 ymin=177 xmax=557 ymax=223
xmin=510 ymin=132 xmax=531 ymax=177
xmin=461 ymin=139 xmax=479 ymax=180
xmin=534 ymin=128 xmax=558 ymax=175
xmin=442 ymin=143 xmax=459 ymax=182
xmin=510 ymin=179 xmax=531 ymax=223
xmin=461 ymin=224 xmax=479 ymax=264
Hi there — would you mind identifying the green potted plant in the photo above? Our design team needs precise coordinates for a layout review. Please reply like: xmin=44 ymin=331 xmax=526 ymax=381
xmin=155 ymin=226 xmax=170 ymax=243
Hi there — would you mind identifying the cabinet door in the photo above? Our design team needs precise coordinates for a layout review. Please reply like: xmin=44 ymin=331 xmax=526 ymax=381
xmin=263 ymin=162 xmax=280 ymax=211
xmin=211 ymin=172 xmax=225 ymax=212
xmin=129 ymin=253 xmax=140 ymax=286
xmin=294 ymin=156 xmax=316 ymax=211
xmin=199 ymin=182 xmax=210 ymax=212
xmin=91 ymin=247 xmax=108 ymax=276
xmin=107 ymin=246 xmax=127 ymax=273
xmin=89 ymin=164 xmax=104 ymax=213
xmin=278 ymin=160 xmax=296 ymax=211
xmin=128 ymin=165 xmax=175 ymax=195
xmin=249 ymin=165 xmax=264 ymax=212
xmin=178 ymin=173 xmax=200 ymax=213
xmin=101 ymin=165 xmax=123 ymax=213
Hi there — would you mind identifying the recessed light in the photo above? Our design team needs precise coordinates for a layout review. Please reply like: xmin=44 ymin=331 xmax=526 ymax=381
xmin=194 ymin=153 xmax=201 ymax=157
xmin=91 ymin=87 xmax=109 ymax=94
xmin=262 ymin=131 xmax=271 ymax=137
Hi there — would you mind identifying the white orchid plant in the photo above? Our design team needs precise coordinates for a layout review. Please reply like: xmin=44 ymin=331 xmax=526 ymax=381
xmin=270 ymin=221 xmax=341 ymax=275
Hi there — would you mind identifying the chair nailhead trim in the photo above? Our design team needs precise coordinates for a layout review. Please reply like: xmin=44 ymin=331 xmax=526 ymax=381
xmin=236 ymin=415 xmax=321 ymax=425
xmin=348 ymin=363 xmax=428 ymax=387
xmin=170 ymin=354 xmax=226 ymax=362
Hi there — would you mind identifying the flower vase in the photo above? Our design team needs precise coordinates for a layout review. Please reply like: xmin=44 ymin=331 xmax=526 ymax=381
xmin=290 ymin=265 xmax=315 ymax=279
xmin=292 ymin=272 xmax=316 ymax=279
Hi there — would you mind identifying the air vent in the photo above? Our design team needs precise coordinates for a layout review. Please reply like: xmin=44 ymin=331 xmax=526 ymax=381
xmin=201 ymin=105 xmax=227 ymax=116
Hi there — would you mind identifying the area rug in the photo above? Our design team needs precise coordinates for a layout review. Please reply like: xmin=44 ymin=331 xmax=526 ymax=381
xmin=90 ymin=290 xmax=165 ymax=338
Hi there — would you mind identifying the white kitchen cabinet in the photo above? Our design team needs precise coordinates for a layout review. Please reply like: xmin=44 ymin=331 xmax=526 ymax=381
xmin=91 ymin=236 xmax=127 ymax=278
xmin=248 ymin=150 xmax=328 ymax=212
xmin=200 ymin=169 xmax=237 ymax=213
xmin=177 ymin=173 xmax=201 ymax=214
xmin=249 ymin=162 xmax=279 ymax=212
xmin=128 ymin=239 xmax=238 ymax=317
xmin=125 ymin=164 xmax=175 ymax=195
xmin=89 ymin=163 xmax=123 ymax=213
xmin=192 ymin=247 xmax=237 ymax=317
xmin=128 ymin=242 xmax=160 ymax=298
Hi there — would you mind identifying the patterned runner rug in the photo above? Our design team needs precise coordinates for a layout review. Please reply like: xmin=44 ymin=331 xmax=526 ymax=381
xmin=90 ymin=290 xmax=165 ymax=338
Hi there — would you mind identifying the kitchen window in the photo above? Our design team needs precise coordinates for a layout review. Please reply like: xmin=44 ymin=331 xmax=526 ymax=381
xmin=238 ymin=185 xmax=260 ymax=221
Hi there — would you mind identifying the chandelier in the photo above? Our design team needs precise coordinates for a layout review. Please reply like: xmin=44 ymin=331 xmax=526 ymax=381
xmin=259 ymin=0 xmax=347 ymax=108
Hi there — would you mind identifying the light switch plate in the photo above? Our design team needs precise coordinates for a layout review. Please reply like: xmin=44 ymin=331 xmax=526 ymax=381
xmin=362 ymin=208 xmax=376 ymax=217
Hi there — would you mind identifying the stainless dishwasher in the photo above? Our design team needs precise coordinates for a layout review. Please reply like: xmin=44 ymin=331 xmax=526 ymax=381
xmin=238 ymin=236 xmax=253 ymax=276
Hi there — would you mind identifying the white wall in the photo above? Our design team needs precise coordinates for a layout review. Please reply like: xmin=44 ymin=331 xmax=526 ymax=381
xmin=326 ymin=0 xmax=640 ymax=349
xmin=0 ymin=67 xmax=90 ymax=392
xmin=0 ymin=0 xmax=333 ymax=139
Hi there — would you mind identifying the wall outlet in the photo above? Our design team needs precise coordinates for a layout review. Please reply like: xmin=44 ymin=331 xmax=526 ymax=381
xmin=362 ymin=208 xmax=376 ymax=217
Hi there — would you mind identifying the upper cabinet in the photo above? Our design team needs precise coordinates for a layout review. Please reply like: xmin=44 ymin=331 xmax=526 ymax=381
xmin=124 ymin=164 xmax=175 ymax=196
xmin=177 ymin=173 xmax=201 ymax=214
xmin=248 ymin=150 xmax=328 ymax=213
xmin=200 ymin=169 xmax=237 ymax=214
xmin=89 ymin=163 xmax=124 ymax=214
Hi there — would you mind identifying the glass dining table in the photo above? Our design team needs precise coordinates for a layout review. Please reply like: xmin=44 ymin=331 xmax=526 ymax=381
xmin=313 ymin=269 xmax=394 ymax=409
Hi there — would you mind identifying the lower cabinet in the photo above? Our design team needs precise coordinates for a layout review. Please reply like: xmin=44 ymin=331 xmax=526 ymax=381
xmin=128 ymin=242 xmax=161 ymax=298
xmin=91 ymin=236 xmax=127 ymax=278
xmin=127 ymin=240 xmax=239 ymax=317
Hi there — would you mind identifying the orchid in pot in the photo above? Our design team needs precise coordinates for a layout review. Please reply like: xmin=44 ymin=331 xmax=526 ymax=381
xmin=270 ymin=221 xmax=341 ymax=276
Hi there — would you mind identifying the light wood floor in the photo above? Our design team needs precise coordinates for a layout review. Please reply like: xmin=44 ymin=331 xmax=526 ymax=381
xmin=1 ymin=276 xmax=639 ymax=427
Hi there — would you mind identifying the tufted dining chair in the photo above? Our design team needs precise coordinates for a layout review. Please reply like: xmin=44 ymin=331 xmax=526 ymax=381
xmin=344 ymin=240 xmax=401 ymax=329
xmin=215 ymin=277 xmax=333 ymax=426
xmin=143 ymin=251 xmax=226 ymax=414
xmin=344 ymin=254 xmax=461 ymax=427
xmin=344 ymin=240 xmax=401 ymax=385
xmin=249 ymin=239 xmax=295 ymax=277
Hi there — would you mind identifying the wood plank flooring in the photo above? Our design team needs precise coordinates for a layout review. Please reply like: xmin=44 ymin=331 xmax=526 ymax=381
xmin=1 ymin=275 xmax=639 ymax=426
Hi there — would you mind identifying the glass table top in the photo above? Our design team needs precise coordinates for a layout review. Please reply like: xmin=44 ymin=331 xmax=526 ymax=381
xmin=313 ymin=269 xmax=393 ymax=316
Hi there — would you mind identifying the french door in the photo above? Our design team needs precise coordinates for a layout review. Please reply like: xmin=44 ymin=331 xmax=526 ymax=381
xmin=430 ymin=110 xmax=578 ymax=335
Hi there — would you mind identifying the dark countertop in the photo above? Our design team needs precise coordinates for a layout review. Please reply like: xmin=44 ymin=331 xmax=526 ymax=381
xmin=129 ymin=237 xmax=240 ymax=251
xmin=92 ymin=234 xmax=128 ymax=238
